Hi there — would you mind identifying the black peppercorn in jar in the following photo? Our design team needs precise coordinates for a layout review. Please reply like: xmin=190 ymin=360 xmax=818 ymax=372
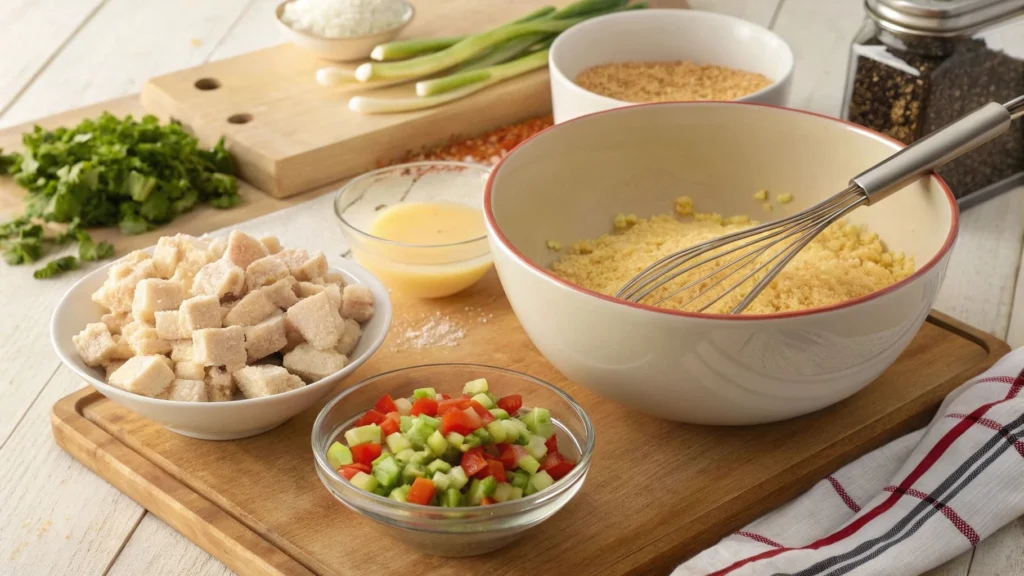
xmin=842 ymin=0 xmax=1024 ymax=207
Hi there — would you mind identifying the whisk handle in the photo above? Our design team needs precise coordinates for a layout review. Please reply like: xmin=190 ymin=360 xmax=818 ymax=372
xmin=851 ymin=100 xmax=1015 ymax=204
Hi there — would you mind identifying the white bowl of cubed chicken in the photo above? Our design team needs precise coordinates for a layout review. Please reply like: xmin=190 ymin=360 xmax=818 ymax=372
xmin=51 ymin=230 xmax=392 ymax=440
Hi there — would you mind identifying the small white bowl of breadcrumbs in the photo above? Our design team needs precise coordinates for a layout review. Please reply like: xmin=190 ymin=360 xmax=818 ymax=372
xmin=548 ymin=9 xmax=793 ymax=123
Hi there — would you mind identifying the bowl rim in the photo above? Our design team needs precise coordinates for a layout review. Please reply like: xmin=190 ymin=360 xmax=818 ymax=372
xmin=333 ymin=160 xmax=493 ymax=250
xmin=310 ymin=362 xmax=595 ymax=519
xmin=274 ymin=0 xmax=415 ymax=42
xmin=548 ymin=8 xmax=795 ymax=108
xmin=49 ymin=246 xmax=393 ymax=408
xmin=483 ymin=100 xmax=960 ymax=322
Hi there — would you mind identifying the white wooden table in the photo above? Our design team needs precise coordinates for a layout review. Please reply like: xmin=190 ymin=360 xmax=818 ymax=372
xmin=1 ymin=1 xmax=1023 ymax=574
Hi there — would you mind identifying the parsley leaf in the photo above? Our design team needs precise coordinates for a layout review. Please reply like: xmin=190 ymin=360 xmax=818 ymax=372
xmin=34 ymin=256 xmax=80 ymax=279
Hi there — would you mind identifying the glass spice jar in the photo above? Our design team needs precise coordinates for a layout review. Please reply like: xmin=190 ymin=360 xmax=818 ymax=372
xmin=842 ymin=0 xmax=1024 ymax=208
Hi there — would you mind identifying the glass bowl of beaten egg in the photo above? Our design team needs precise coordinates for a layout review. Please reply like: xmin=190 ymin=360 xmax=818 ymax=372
xmin=334 ymin=162 xmax=493 ymax=298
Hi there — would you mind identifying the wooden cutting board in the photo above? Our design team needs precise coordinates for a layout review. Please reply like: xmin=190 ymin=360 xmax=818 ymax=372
xmin=52 ymin=265 xmax=1008 ymax=576
xmin=140 ymin=0 xmax=562 ymax=198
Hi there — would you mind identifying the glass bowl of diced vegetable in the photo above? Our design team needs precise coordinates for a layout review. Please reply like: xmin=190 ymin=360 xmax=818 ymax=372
xmin=310 ymin=363 xmax=595 ymax=557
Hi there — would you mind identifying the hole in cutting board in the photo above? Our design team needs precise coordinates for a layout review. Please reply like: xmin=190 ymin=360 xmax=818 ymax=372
xmin=227 ymin=114 xmax=253 ymax=124
xmin=194 ymin=78 xmax=221 ymax=90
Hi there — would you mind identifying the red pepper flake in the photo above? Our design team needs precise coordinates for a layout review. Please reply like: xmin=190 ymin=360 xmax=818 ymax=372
xmin=385 ymin=115 xmax=553 ymax=167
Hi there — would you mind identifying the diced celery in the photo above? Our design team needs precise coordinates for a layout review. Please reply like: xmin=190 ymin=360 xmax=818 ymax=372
xmin=400 ymin=415 xmax=415 ymax=433
xmin=480 ymin=477 xmax=498 ymax=496
xmin=446 ymin=432 xmax=465 ymax=448
xmin=501 ymin=419 xmax=521 ymax=442
xmin=417 ymin=414 xmax=440 ymax=429
xmin=349 ymin=471 xmax=378 ymax=492
xmin=389 ymin=485 xmax=410 ymax=502
xmin=402 ymin=462 xmax=427 ymax=484
xmin=471 ymin=427 xmax=491 ymax=444
xmin=413 ymin=387 xmax=437 ymax=399
xmin=372 ymin=452 xmax=391 ymax=466
xmin=441 ymin=444 xmax=462 ymax=463
xmin=513 ymin=433 xmax=530 ymax=446
xmin=373 ymin=485 xmax=390 ymax=496
xmin=394 ymin=448 xmax=417 ymax=465
xmin=462 ymin=378 xmax=489 ymax=395
xmin=373 ymin=456 xmax=401 ymax=489
xmin=471 ymin=393 xmax=495 ymax=409
xmin=525 ymin=435 xmax=548 ymax=460
xmin=489 ymin=408 xmax=510 ymax=420
xmin=406 ymin=420 xmax=433 ymax=448
xmin=344 ymin=424 xmax=381 ymax=446
xmin=529 ymin=470 xmax=554 ymax=492
xmin=427 ymin=430 xmax=448 ymax=456
xmin=463 ymin=434 xmax=482 ymax=449
xmin=441 ymin=487 xmax=462 ymax=507
xmin=485 ymin=392 xmax=499 ymax=406
xmin=509 ymin=418 xmax=529 ymax=435
xmin=524 ymin=482 xmax=538 ymax=496
xmin=522 ymin=408 xmax=554 ymax=438
xmin=410 ymin=449 xmax=432 ymax=465
xmin=326 ymin=442 xmax=353 ymax=469
xmin=486 ymin=421 xmax=507 ymax=443
xmin=432 ymin=471 xmax=451 ymax=491
xmin=448 ymin=465 xmax=469 ymax=490
xmin=394 ymin=397 xmax=412 ymax=415
xmin=493 ymin=482 xmax=521 ymax=502
xmin=517 ymin=454 xmax=540 ymax=475
xmin=427 ymin=459 xmax=452 ymax=474
xmin=386 ymin=432 xmax=412 ymax=454
xmin=466 ymin=478 xmax=496 ymax=505
xmin=508 ymin=470 xmax=529 ymax=490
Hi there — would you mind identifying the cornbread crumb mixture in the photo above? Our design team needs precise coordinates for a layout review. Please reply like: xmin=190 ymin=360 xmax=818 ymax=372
xmin=574 ymin=61 xmax=773 ymax=103
xmin=550 ymin=198 xmax=915 ymax=315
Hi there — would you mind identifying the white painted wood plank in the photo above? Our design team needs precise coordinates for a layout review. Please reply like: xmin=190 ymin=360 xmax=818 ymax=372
xmin=208 ymin=0 xmax=281 ymax=62
xmin=0 ymin=0 xmax=252 ymax=128
xmin=770 ymin=0 xmax=864 ymax=117
xmin=933 ymin=187 xmax=1024 ymax=339
xmin=687 ymin=0 xmax=782 ymax=26
xmin=0 ymin=0 xmax=106 ymax=117
xmin=107 ymin=515 xmax=232 ymax=576
xmin=969 ymin=519 xmax=1024 ymax=576
xmin=0 ymin=367 xmax=143 ymax=574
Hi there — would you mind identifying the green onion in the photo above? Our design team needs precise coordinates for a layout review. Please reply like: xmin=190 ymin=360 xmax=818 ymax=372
xmin=454 ymin=32 xmax=552 ymax=73
xmin=421 ymin=38 xmax=555 ymax=96
xmin=356 ymin=17 xmax=589 ymax=82
xmin=369 ymin=6 xmax=557 ymax=62
xmin=551 ymin=0 xmax=628 ymax=18
xmin=350 ymin=49 xmax=551 ymax=114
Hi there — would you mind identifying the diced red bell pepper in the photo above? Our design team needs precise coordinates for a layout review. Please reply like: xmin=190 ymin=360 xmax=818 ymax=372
xmin=545 ymin=434 xmax=558 ymax=454
xmin=460 ymin=407 xmax=484 ymax=430
xmin=498 ymin=444 xmax=527 ymax=470
xmin=380 ymin=411 xmax=401 ymax=437
xmin=460 ymin=447 xmax=488 ymax=477
xmin=496 ymin=394 xmax=523 ymax=414
xmin=441 ymin=393 xmax=452 ymax=400
xmin=339 ymin=463 xmax=371 ymax=479
xmin=351 ymin=443 xmax=382 ymax=465
xmin=467 ymin=400 xmax=495 ymax=424
xmin=539 ymin=451 xmax=575 ymax=481
xmin=441 ymin=409 xmax=480 ymax=436
xmin=476 ymin=459 xmax=505 ymax=482
xmin=480 ymin=497 xmax=496 ymax=505
xmin=438 ymin=397 xmax=472 ymax=415
xmin=406 ymin=477 xmax=436 ymax=506
xmin=410 ymin=397 xmax=439 ymax=417
xmin=355 ymin=408 xmax=386 ymax=427
xmin=373 ymin=394 xmax=398 ymax=414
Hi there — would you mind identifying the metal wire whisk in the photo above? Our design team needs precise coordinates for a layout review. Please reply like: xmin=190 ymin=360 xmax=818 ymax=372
xmin=617 ymin=95 xmax=1024 ymax=314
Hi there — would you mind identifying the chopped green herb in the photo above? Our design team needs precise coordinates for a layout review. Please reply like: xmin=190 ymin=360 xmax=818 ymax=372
xmin=34 ymin=256 xmax=79 ymax=279
xmin=1 ymin=112 xmax=239 ymax=277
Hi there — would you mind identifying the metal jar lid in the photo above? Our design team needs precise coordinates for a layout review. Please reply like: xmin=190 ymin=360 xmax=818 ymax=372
xmin=867 ymin=0 xmax=1024 ymax=36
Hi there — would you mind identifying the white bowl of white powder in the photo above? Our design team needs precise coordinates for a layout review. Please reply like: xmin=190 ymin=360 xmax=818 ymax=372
xmin=276 ymin=0 xmax=414 ymax=62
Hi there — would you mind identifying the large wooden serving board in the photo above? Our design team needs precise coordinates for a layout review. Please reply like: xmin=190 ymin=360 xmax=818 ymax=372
xmin=140 ymin=0 xmax=560 ymax=198
xmin=52 ymin=268 xmax=1008 ymax=576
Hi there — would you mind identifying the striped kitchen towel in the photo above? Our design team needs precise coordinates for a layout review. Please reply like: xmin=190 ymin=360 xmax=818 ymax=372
xmin=674 ymin=347 xmax=1024 ymax=576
